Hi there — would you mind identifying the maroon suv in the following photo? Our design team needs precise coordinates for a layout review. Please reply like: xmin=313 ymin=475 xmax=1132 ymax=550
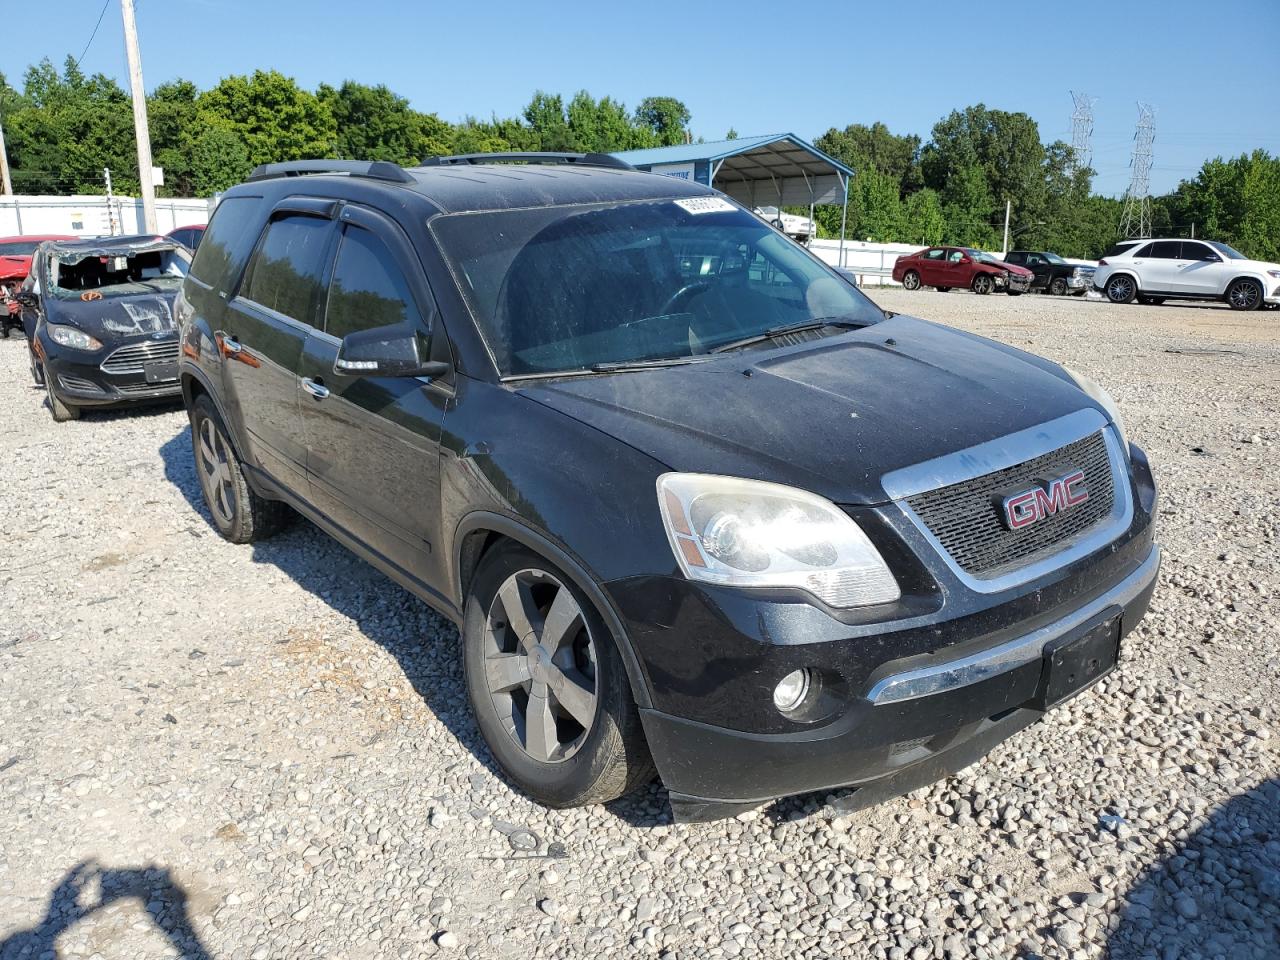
xmin=892 ymin=246 xmax=1033 ymax=296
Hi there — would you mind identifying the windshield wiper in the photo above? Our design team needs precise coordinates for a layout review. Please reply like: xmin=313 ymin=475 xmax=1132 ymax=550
xmin=589 ymin=356 xmax=715 ymax=373
xmin=710 ymin=316 xmax=867 ymax=354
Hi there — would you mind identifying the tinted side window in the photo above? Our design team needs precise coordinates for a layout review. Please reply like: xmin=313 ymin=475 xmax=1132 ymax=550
xmin=188 ymin=197 xmax=263 ymax=293
xmin=325 ymin=226 xmax=422 ymax=340
xmin=923 ymin=249 xmax=945 ymax=261
xmin=1005 ymin=252 xmax=1025 ymax=264
xmin=1180 ymin=242 xmax=1217 ymax=261
xmin=240 ymin=215 xmax=333 ymax=324
xmin=1150 ymin=241 xmax=1182 ymax=259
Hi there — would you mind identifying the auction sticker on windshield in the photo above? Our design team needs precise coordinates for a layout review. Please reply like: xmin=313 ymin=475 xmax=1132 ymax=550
xmin=674 ymin=197 xmax=736 ymax=215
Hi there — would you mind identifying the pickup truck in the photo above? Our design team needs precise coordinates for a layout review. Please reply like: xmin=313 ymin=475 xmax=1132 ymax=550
xmin=1004 ymin=250 xmax=1095 ymax=297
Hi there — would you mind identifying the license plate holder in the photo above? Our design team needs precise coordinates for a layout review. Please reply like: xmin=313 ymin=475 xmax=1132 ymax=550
xmin=144 ymin=361 xmax=178 ymax=383
xmin=1035 ymin=616 xmax=1120 ymax=709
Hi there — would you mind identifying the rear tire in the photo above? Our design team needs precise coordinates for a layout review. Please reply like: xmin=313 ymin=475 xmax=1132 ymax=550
xmin=1050 ymin=277 xmax=1068 ymax=296
xmin=972 ymin=274 xmax=994 ymax=295
xmin=902 ymin=270 xmax=921 ymax=291
xmin=44 ymin=366 xmax=80 ymax=422
xmin=1226 ymin=278 xmax=1262 ymax=311
xmin=463 ymin=542 xmax=654 ymax=808
xmin=190 ymin=394 xmax=292 ymax=543
xmin=1106 ymin=274 xmax=1137 ymax=304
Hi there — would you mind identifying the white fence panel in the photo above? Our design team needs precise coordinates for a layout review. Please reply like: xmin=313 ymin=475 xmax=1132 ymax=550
xmin=0 ymin=195 xmax=215 ymax=238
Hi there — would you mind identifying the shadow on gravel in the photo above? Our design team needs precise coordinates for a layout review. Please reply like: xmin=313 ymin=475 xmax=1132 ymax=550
xmin=158 ymin=428 xmax=675 ymax=829
xmin=0 ymin=860 xmax=211 ymax=960
xmin=1106 ymin=778 xmax=1280 ymax=959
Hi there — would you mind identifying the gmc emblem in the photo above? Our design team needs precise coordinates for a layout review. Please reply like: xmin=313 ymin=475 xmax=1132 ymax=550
xmin=1001 ymin=470 xmax=1089 ymax=530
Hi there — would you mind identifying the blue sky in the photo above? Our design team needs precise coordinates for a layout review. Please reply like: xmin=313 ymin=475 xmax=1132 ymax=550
xmin=8 ymin=0 xmax=1279 ymax=196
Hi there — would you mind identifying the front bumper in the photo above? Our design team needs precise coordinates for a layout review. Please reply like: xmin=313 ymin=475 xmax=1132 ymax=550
xmin=640 ymin=545 xmax=1159 ymax=821
xmin=42 ymin=338 xmax=182 ymax=407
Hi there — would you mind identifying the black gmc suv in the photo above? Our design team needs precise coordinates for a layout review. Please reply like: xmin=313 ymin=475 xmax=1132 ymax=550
xmin=176 ymin=155 xmax=1159 ymax=822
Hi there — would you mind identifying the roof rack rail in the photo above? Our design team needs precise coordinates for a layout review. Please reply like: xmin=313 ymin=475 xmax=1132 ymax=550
xmin=417 ymin=151 xmax=634 ymax=171
xmin=246 ymin=160 xmax=415 ymax=184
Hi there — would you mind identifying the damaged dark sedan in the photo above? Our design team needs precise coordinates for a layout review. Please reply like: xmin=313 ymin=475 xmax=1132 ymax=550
xmin=22 ymin=235 xmax=190 ymax=421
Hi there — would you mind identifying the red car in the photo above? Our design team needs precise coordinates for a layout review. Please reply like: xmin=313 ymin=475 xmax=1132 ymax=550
xmin=0 ymin=235 xmax=77 ymax=337
xmin=164 ymin=223 xmax=206 ymax=252
xmin=892 ymin=246 xmax=1034 ymax=296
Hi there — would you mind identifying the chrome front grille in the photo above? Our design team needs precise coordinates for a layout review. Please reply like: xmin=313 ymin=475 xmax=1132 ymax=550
xmin=100 ymin=337 xmax=179 ymax=375
xmin=905 ymin=430 xmax=1115 ymax=578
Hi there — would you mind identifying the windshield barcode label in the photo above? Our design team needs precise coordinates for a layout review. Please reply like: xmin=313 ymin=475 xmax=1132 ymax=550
xmin=674 ymin=197 xmax=735 ymax=215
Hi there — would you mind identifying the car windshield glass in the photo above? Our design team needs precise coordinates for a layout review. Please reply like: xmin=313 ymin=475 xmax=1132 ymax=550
xmin=1043 ymin=252 xmax=1067 ymax=264
xmin=968 ymin=249 xmax=1000 ymax=265
xmin=1206 ymin=241 xmax=1247 ymax=260
xmin=49 ymin=247 xmax=189 ymax=300
xmin=431 ymin=198 xmax=883 ymax=376
xmin=0 ymin=241 xmax=41 ymax=257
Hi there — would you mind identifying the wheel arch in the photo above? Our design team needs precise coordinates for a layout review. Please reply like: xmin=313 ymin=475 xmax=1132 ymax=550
xmin=1106 ymin=269 xmax=1141 ymax=291
xmin=452 ymin=511 xmax=654 ymax=709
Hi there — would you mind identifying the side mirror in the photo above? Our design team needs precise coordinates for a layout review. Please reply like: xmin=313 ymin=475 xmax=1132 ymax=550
xmin=334 ymin=324 xmax=449 ymax=379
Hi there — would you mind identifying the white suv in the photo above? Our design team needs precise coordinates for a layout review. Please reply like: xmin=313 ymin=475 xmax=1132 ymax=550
xmin=1093 ymin=238 xmax=1280 ymax=310
xmin=754 ymin=206 xmax=816 ymax=242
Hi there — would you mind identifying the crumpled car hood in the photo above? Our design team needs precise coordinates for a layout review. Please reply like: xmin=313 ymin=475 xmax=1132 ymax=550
xmin=46 ymin=291 xmax=179 ymax=340
xmin=518 ymin=315 xmax=1095 ymax=505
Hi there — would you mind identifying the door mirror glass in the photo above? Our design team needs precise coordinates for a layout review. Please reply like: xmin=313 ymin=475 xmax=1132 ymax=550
xmin=334 ymin=323 xmax=448 ymax=379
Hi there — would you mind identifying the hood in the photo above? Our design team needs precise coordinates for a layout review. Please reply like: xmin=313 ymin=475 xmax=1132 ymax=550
xmin=0 ymin=255 xmax=31 ymax=283
xmin=518 ymin=316 xmax=1095 ymax=505
xmin=47 ymin=290 xmax=179 ymax=340
xmin=1237 ymin=257 xmax=1280 ymax=274
xmin=993 ymin=260 xmax=1034 ymax=278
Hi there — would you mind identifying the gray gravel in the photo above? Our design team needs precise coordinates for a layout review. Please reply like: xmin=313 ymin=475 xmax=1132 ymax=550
xmin=1 ymin=292 xmax=1277 ymax=960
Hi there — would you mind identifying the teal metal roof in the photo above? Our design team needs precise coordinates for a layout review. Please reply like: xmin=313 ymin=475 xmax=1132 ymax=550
xmin=612 ymin=133 xmax=855 ymax=179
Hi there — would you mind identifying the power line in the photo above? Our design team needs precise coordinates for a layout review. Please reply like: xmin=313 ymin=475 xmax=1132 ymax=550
xmin=75 ymin=0 xmax=113 ymax=69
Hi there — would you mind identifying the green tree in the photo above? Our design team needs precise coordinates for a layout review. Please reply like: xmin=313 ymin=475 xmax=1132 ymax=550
xmin=198 ymin=70 xmax=336 ymax=168
xmin=190 ymin=122 xmax=251 ymax=194
xmin=1177 ymin=150 xmax=1280 ymax=262
xmin=816 ymin=122 xmax=921 ymax=193
xmin=634 ymin=96 xmax=690 ymax=147
xmin=565 ymin=91 xmax=636 ymax=152
xmin=901 ymin=188 xmax=945 ymax=245
xmin=523 ymin=91 xmax=574 ymax=151
xmin=318 ymin=81 xmax=423 ymax=164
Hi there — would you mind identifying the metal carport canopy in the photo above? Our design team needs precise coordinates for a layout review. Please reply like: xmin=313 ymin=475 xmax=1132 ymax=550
xmin=612 ymin=133 xmax=855 ymax=255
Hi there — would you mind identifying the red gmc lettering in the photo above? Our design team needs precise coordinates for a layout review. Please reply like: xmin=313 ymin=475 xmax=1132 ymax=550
xmin=1003 ymin=470 xmax=1089 ymax=529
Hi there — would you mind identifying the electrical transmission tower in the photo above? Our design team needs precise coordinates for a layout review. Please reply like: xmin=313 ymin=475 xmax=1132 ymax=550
xmin=1069 ymin=91 xmax=1097 ymax=172
xmin=1118 ymin=102 xmax=1156 ymax=239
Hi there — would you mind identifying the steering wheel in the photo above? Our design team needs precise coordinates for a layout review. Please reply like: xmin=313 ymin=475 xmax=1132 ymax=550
xmin=659 ymin=280 xmax=715 ymax=316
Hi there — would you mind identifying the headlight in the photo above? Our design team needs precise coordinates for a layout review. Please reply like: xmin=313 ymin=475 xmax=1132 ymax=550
xmin=1064 ymin=366 xmax=1129 ymax=453
xmin=656 ymin=473 xmax=900 ymax=608
xmin=47 ymin=323 xmax=103 ymax=351
xmin=1266 ymin=269 xmax=1280 ymax=279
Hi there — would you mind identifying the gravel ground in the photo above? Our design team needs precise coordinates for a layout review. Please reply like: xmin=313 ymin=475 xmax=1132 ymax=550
xmin=1 ymin=292 xmax=1277 ymax=960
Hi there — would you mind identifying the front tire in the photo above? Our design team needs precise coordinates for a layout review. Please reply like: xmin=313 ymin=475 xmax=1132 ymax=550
xmin=190 ymin=394 xmax=291 ymax=543
xmin=463 ymin=543 xmax=653 ymax=808
xmin=44 ymin=366 xmax=80 ymax=422
xmin=1050 ymin=277 xmax=1068 ymax=296
xmin=1226 ymin=278 xmax=1262 ymax=311
xmin=30 ymin=346 xmax=45 ymax=387
xmin=972 ymin=273 xmax=994 ymax=295
xmin=1106 ymin=274 xmax=1137 ymax=304
xmin=902 ymin=270 xmax=921 ymax=291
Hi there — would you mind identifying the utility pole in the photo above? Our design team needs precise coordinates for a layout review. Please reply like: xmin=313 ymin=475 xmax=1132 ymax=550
xmin=1118 ymin=102 xmax=1156 ymax=240
xmin=0 ymin=108 xmax=12 ymax=196
xmin=1001 ymin=200 xmax=1011 ymax=257
xmin=1069 ymin=91 xmax=1097 ymax=173
xmin=104 ymin=167 xmax=118 ymax=236
xmin=120 ymin=0 xmax=158 ymax=234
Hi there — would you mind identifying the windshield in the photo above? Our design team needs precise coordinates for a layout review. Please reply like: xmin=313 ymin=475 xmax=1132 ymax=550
xmin=0 ymin=241 xmax=41 ymax=258
xmin=1043 ymin=252 xmax=1067 ymax=264
xmin=432 ymin=198 xmax=882 ymax=376
xmin=967 ymin=249 xmax=1001 ymax=265
xmin=50 ymin=247 xmax=189 ymax=300
xmin=1206 ymin=241 xmax=1247 ymax=260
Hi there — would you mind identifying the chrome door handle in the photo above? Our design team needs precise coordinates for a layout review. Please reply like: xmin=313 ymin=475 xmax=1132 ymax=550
xmin=301 ymin=377 xmax=330 ymax=399
xmin=222 ymin=336 xmax=242 ymax=355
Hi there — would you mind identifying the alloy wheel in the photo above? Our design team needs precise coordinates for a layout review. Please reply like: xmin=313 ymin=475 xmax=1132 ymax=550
xmin=903 ymin=271 xmax=921 ymax=291
xmin=198 ymin=418 xmax=237 ymax=525
xmin=1051 ymin=277 xmax=1067 ymax=296
xmin=1108 ymin=276 xmax=1134 ymax=302
xmin=1228 ymin=280 xmax=1260 ymax=310
xmin=484 ymin=569 xmax=598 ymax=763
xmin=973 ymin=274 xmax=993 ymax=295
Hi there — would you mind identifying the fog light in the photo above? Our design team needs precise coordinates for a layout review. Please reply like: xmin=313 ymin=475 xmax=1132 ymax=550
xmin=773 ymin=669 xmax=811 ymax=713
